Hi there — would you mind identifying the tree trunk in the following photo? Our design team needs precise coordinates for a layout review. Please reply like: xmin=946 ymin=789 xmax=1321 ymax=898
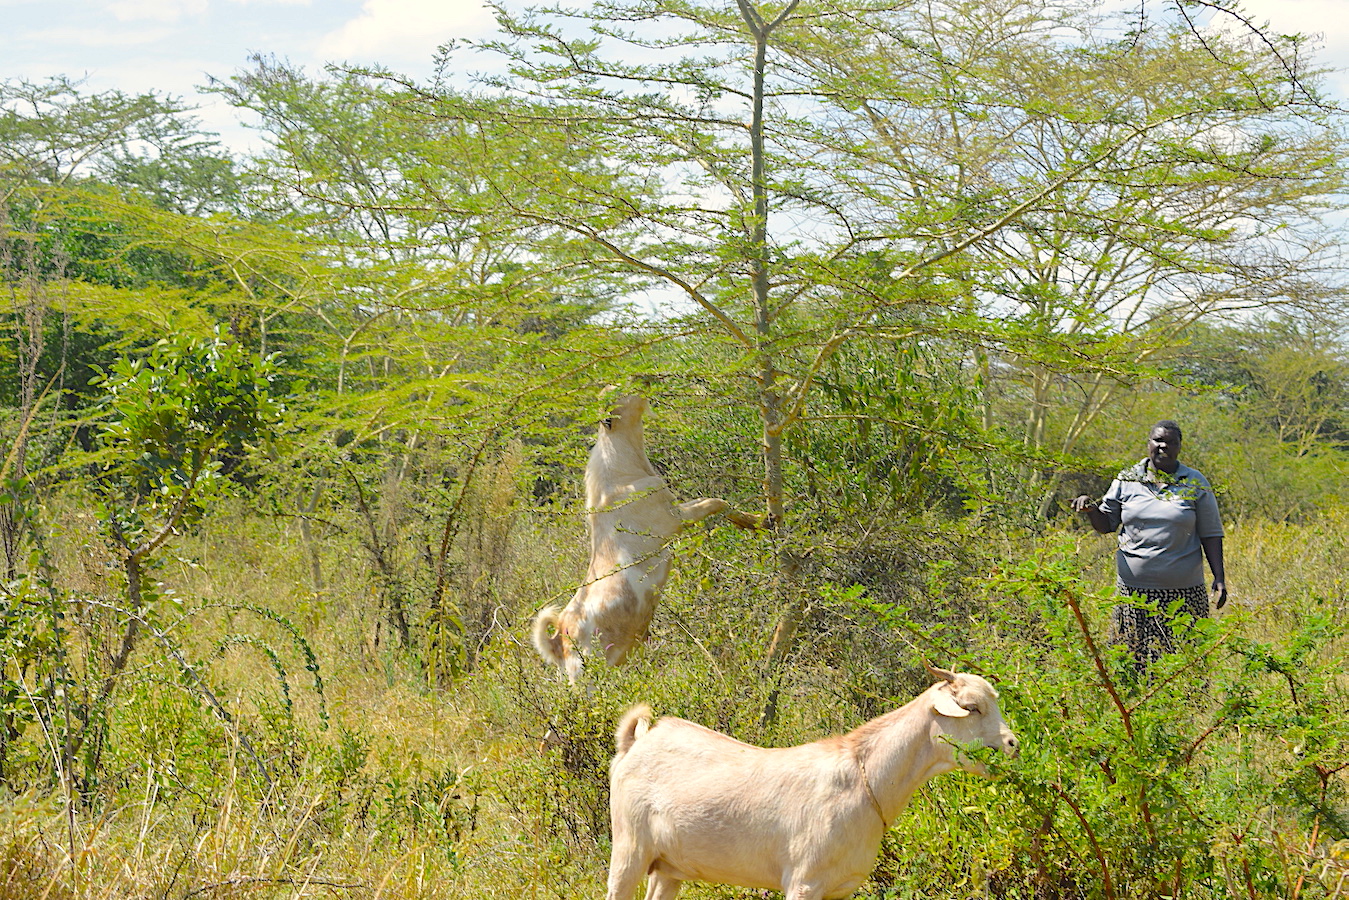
xmin=299 ymin=482 xmax=325 ymax=594
xmin=731 ymin=0 xmax=808 ymax=679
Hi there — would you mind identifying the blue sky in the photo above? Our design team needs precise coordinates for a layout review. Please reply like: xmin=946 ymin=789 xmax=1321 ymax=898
xmin=2 ymin=0 xmax=1346 ymax=152
xmin=1 ymin=0 xmax=499 ymax=147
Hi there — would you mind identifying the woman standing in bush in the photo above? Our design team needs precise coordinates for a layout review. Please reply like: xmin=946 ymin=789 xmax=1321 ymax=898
xmin=1072 ymin=420 xmax=1227 ymax=669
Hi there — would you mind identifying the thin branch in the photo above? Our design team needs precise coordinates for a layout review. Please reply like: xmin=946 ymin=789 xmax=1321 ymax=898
xmin=1059 ymin=587 xmax=1133 ymax=740
xmin=1054 ymin=783 xmax=1117 ymax=900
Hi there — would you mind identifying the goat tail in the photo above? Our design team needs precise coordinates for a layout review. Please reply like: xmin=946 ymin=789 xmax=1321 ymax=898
xmin=614 ymin=703 xmax=654 ymax=757
xmin=532 ymin=605 xmax=565 ymax=666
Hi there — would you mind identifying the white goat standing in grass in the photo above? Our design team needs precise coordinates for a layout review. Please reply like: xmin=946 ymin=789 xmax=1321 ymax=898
xmin=605 ymin=665 xmax=1019 ymax=900
xmin=532 ymin=393 xmax=754 ymax=682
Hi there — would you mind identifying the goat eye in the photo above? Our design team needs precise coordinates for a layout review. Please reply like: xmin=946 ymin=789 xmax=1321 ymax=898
xmin=963 ymin=704 xmax=982 ymax=714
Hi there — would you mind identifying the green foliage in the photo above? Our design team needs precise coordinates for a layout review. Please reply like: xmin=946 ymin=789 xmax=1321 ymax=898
xmin=835 ymin=540 xmax=1349 ymax=899
xmin=1152 ymin=316 xmax=1349 ymax=521
xmin=90 ymin=327 xmax=281 ymax=545
xmin=805 ymin=336 xmax=986 ymax=518
xmin=0 ymin=573 xmax=63 ymax=782
xmin=2 ymin=7 xmax=1349 ymax=897
xmin=210 ymin=601 xmax=329 ymax=731
xmin=0 ymin=331 xmax=301 ymax=805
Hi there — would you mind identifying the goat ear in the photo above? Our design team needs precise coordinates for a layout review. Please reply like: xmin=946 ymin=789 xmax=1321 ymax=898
xmin=932 ymin=689 xmax=971 ymax=718
xmin=925 ymin=660 xmax=958 ymax=683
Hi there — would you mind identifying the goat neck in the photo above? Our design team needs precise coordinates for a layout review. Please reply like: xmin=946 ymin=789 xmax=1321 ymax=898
xmin=588 ymin=421 xmax=658 ymax=493
xmin=846 ymin=692 xmax=959 ymax=825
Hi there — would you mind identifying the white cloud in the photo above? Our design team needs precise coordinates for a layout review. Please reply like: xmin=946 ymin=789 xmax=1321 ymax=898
xmin=22 ymin=24 xmax=177 ymax=48
xmin=318 ymin=0 xmax=494 ymax=64
xmin=1238 ymin=0 xmax=1349 ymax=41
xmin=106 ymin=0 xmax=208 ymax=23
xmin=1225 ymin=2 xmax=1348 ymax=71
xmin=1201 ymin=0 xmax=1349 ymax=101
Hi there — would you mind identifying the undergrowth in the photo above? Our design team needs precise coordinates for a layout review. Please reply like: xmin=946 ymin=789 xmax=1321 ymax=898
xmin=0 ymin=503 xmax=1345 ymax=899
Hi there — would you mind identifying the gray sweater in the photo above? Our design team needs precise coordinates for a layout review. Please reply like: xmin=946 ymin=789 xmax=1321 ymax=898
xmin=1098 ymin=460 xmax=1224 ymax=590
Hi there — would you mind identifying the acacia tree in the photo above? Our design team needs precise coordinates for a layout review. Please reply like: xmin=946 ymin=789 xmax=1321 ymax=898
xmin=394 ymin=0 xmax=1341 ymax=664
xmin=739 ymin=0 xmax=1345 ymax=512
xmin=0 ymin=79 xmax=347 ymax=795
xmin=212 ymin=59 xmax=657 ymax=670
xmin=1 ymin=77 xmax=238 ymax=580
xmin=2 ymin=79 xmax=206 ymax=787
xmin=933 ymin=10 xmax=1345 ymax=507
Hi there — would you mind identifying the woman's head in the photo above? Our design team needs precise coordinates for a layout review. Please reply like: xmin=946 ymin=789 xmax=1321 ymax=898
xmin=1147 ymin=420 xmax=1182 ymax=473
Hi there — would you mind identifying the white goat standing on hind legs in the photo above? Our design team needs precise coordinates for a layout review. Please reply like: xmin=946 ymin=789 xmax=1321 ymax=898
xmin=605 ymin=664 xmax=1020 ymax=900
xmin=532 ymin=393 xmax=757 ymax=683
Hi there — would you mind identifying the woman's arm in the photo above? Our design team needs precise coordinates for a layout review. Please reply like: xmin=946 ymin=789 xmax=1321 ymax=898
xmin=1201 ymin=535 xmax=1227 ymax=609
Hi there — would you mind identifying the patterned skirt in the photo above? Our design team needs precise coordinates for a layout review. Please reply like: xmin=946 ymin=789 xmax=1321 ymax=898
xmin=1111 ymin=582 xmax=1210 ymax=667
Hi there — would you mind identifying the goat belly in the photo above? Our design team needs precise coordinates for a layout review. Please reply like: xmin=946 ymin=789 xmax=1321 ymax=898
xmin=635 ymin=779 xmax=810 ymax=887
xmin=647 ymin=832 xmax=787 ymax=893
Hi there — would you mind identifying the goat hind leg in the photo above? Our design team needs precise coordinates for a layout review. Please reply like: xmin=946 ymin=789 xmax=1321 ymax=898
xmin=563 ymin=649 xmax=585 ymax=685
xmin=784 ymin=880 xmax=826 ymax=900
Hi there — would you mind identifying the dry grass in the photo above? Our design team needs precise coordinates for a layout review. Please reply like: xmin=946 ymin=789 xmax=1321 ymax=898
xmin=2 ymin=496 xmax=1346 ymax=899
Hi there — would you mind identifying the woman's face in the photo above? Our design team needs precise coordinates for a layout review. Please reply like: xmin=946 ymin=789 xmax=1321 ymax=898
xmin=1147 ymin=427 xmax=1181 ymax=474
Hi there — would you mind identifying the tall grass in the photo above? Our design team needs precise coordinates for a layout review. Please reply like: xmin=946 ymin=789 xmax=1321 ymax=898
xmin=1 ymin=500 xmax=1346 ymax=899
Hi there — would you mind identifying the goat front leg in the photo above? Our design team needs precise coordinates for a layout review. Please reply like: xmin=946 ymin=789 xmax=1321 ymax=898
xmin=675 ymin=497 xmax=728 ymax=524
xmin=605 ymin=845 xmax=649 ymax=900
xmin=677 ymin=498 xmax=764 ymax=530
xmin=642 ymin=870 xmax=682 ymax=900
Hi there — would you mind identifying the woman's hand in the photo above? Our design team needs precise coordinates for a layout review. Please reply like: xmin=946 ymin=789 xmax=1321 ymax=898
xmin=1071 ymin=495 xmax=1114 ymax=534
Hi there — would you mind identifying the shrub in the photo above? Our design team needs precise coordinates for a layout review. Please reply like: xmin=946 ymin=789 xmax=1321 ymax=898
xmin=846 ymin=540 xmax=1349 ymax=899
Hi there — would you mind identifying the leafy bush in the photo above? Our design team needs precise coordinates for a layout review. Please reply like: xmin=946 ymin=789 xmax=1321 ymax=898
xmin=840 ymin=540 xmax=1349 ymax=899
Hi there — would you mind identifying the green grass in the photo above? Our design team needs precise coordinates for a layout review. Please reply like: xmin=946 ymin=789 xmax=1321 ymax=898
xmin=1 ymin=501 xmax=1346 ymax=899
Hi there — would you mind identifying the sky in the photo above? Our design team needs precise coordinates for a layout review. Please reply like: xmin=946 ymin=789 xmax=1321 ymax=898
xmin=1 ymin=0 xmax=1347 ymax=152
xmin=0 ymin=0 xmax=501 ymax=148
